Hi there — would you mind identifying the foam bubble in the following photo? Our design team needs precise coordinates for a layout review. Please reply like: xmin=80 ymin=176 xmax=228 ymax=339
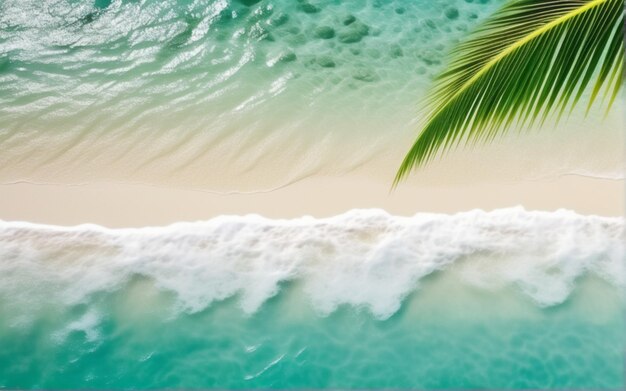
xmin=0 ymin=207 xmax=623 ymax=320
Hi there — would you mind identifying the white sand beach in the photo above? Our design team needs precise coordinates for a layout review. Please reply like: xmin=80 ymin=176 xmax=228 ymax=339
xmin=0 ymin=174 xmax=621 ymax=227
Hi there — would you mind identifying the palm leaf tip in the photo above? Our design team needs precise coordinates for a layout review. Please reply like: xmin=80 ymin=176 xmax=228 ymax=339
xmin=394 ymin=0 xmax=624 ymax=184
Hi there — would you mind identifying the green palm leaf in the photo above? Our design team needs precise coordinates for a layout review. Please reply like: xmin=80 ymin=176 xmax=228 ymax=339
xmin=394 ymin=0 xmax=624 ymax=185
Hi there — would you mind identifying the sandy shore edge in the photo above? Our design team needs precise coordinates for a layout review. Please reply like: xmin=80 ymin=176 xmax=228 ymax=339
xmin=0 ymin=175 xmax=622 ymax=228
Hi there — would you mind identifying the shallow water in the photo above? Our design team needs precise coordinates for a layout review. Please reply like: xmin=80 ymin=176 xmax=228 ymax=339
xmin=0 ymin=208 xmax=624 ymax=388
xmin=0 ymin=0 xmax=622 ymax=189
xmin=2 ymin=275 xmax=624 ymax=389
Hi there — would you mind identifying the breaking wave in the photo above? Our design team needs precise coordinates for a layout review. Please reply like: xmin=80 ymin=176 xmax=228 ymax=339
xmin=1 ymin=207 xmax=623 ymax=320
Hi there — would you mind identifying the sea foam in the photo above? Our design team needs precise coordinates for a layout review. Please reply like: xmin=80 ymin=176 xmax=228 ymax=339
xmin=0 ymin=207 xmax=623 ymax=320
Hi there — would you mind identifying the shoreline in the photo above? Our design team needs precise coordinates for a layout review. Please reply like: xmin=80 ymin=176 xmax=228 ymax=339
xmin=0 ymin=175 xmax=622 ymax=228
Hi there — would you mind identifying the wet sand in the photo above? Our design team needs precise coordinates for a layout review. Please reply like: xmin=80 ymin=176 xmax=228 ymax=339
xmin=0 ymin=174 xmax=622 ymax=227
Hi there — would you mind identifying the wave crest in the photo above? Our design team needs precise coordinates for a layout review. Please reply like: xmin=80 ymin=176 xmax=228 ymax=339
xmin=0 ymin=207 xmax=623 ymax=319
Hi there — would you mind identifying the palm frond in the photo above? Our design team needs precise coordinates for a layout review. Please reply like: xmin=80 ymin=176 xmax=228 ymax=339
xmin=394 ymin=0 xmax=624 ymax=185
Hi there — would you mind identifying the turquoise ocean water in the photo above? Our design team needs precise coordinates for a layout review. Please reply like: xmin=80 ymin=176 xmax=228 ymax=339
xmin=0 ymin=0 xmax=510 ymax=189
xmin=0 ymin=208 xmax=624 ymax=388
xmin=0 ymin=0 xmax=622 ymax=188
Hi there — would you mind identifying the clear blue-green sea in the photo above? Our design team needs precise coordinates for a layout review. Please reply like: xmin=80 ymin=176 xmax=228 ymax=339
xmin=0 ymin=0 xmax=622 ymax=188
xmin=0 ymin=0 xmax=509 ymax=189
